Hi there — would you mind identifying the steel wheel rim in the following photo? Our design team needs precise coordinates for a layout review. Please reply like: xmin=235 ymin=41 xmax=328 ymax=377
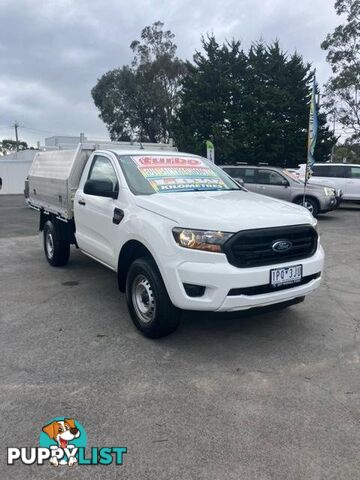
xmin=132 ymin=274 xmax=156 ymax=324
xmin=46 ymin=231 xmax=54 ymax=259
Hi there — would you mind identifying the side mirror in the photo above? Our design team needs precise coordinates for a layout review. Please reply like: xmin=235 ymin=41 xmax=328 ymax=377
xmin=281 ymin=179 xmax=289 ymax=187
xmin=84 ymin=179 xmax=118 ymax=199
xmin=235 ymin=177 xmax=245 ymax=187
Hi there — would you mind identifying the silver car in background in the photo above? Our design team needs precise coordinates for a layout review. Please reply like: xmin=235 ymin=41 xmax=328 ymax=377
xmin=221 ymin=165 xmax=338 ymax=217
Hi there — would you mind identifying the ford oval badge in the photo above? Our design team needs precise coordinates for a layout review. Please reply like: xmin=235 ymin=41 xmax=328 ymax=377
xmin=272 ymin=240 xmax=292 ymax=252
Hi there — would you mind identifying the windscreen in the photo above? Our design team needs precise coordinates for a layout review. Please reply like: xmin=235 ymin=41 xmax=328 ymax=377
xmin=282 ymin=169 xmax=302 ymax=184
xmin=117 ymin=155 xmax=240 ymax=195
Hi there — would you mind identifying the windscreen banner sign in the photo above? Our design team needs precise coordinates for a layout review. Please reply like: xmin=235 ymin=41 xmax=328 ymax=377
xmin=131 ymin=156 xmax=227 ymax=193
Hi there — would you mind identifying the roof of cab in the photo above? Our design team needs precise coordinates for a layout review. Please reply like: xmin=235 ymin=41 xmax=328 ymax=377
xmin=109 ymin=149 xmax=199 ymax=157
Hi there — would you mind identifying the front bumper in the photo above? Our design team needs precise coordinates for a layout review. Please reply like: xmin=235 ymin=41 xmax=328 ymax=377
xmin=335 ymin=190 xmax=343 ymax=208
xmin=160 ymin=245 xmax=324 ymax=312
xmin=319 ymin=195 xmax=337 ymax=213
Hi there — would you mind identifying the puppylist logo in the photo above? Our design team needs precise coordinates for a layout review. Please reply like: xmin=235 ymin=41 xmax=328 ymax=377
xmin=7 ymin=417 xmax=127 ymax=467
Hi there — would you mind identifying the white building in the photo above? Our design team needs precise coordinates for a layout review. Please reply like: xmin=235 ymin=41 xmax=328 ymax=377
xmin=0 ymin=150 xmax=37 ymax=195
xmin=44 ymin=133 xmax=87 ymax=148
xmin=0 ymin=133 xmax=106 ymax=195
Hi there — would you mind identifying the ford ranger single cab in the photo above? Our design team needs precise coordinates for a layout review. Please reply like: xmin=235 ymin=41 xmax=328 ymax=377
xmin=27 ymin=142 xmax=324 ymax=338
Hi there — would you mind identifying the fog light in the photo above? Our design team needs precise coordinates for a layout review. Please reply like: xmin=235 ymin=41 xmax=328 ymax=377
xmin=183 ymin=283 xmax=206 ymax=297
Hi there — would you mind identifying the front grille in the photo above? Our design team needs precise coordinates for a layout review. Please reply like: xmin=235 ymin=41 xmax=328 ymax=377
xmin=224 ymin=225 xmax=318 ymax=268
xmin=228 ymin=272 xmax=321 ymax=296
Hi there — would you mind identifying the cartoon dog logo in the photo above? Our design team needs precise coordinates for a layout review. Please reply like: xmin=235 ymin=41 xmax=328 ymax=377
xmin=42 ymin=418 xmax=80 ymax=466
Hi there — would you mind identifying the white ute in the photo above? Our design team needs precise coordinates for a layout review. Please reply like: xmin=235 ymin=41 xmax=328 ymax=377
xmin=27 ymin=142 xmax=324 ymax=337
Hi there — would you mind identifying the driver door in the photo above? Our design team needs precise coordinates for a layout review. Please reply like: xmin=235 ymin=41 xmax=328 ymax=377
xmin=74 ymin=154 xmax=120 ymax=268
xmin=255 ymin=169 xmax=291 ymax=201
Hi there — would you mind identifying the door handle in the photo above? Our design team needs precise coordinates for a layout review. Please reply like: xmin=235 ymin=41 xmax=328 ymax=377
xmin=78 ymin=199 xmax=86 ymax=206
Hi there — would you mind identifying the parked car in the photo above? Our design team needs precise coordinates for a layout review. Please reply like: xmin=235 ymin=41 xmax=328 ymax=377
xmin=296 ymin=163 xmax=360 ymax=202
xmin=27 ymin=143 xmax=324 ymax=338
xmin=283 ymin=169 xmax=343 ymax=209
xmin=221 ymin=165 xmax=337 ymax=217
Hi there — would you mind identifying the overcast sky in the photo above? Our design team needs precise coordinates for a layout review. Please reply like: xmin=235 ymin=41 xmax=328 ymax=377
xmin=0 ymin=0 xmax=341 ymax=146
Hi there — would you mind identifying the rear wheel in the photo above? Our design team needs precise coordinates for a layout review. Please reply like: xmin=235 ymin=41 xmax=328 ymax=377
xmin=126 ymin=257 xmax=181 ymax=338
xmin=43 ymin=220 xmax=70 ymax=267
xmin=294 ymin=197 xmax=319 ymax=217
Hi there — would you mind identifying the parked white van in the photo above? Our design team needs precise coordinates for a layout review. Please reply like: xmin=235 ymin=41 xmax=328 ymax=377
xmin=297 ymin=163 xmax=360 ymax=201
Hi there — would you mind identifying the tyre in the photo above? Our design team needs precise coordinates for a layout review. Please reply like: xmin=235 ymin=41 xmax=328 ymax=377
xmin=294 ymin=197 xmax=319 ymax=217
xmin=126 ymin=257 xmax=181 ymax=338
xmin=43 ymin=220 xmax=70 ymax=267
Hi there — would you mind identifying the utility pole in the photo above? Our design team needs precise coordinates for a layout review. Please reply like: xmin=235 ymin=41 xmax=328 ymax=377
xmin=14 ymin=121 xmax=19 ymax=151
xmin=330 ymin=111 xmax=336 ymax=163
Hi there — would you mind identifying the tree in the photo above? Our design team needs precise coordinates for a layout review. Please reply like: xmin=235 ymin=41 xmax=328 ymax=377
xmin=321 ymin=0 xmax=360 ymax=142
xmin=332 ymin=141 xmax=360 ymax=162
xmin=174 ymin=37 xmax=335 ymax=166
xmin=0 ymin=139 xmax=28 ymax=155
xmin=246 ymin=42 xmax=335 ymax=166
xmin=91 ymin=21 xmax=186 ymax=142
xmin=173 ymin=36 xmax=249 ymax=163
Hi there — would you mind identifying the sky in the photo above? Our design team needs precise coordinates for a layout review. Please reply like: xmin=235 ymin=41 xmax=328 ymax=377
xmin=0 ymin=0 xmax=341 ymax=146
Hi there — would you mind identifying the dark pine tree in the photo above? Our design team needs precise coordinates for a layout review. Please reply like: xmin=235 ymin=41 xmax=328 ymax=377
xmin=174 ymin=38 xmax=335 ymax=167
xmin=246 ymin=41 xmax=335 ymax=166
xmin=173 ymin=35 xmax=248 ymax=163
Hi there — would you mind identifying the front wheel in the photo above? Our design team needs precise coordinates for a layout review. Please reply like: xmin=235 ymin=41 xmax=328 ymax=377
xmin=294 ymin=197 xmax=319 ymax=217
xmin=43 ymin=220 xmax=70 ymax=267
xmin=126 ymin=257 xmax=181 ymax=338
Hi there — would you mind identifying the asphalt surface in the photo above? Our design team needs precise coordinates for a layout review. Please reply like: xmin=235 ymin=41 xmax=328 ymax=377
xmin=1 ymin=195 xmax=359 ymax=479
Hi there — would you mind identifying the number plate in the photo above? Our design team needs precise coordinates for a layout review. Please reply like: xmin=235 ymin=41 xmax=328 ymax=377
xmin=270 ymin=264 xmax=302 ymax=287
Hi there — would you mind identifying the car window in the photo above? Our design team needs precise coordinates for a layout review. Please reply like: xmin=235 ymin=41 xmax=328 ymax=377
xmin=223 ymin=167 xmax=240 ymax=177
xmin=223 ymin=167 xmax=248 ymax=179
xmin=233 ymin=168 xmax=244 ymax=178
xmin=328 ymin=165 xmax=349 ymax=178
xmin=312 ymin=164 xmax=350 ymax=178
xmin=256 ymin=169 xmax=285 ymax=186
xmin=239 ymin=168 xmax=256 ymax=183
xmin=350 ymin=166 xmax=360 ymax=179
xmin=282 ymin=169 xmax=301 ymax=184
xmin=312 ymin=165 xmax=331 ymax=177
xmin=222 ymin=167 xmax=235 ymax=175
xmin=88 ymin=155 xmax=119 ymax=192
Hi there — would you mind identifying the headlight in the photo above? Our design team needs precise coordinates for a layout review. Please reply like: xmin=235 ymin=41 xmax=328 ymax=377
xmin=324 ymin=187 xmax=335 ymax=196
xmin=172 ymin=228 xmax=233 ymax=252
